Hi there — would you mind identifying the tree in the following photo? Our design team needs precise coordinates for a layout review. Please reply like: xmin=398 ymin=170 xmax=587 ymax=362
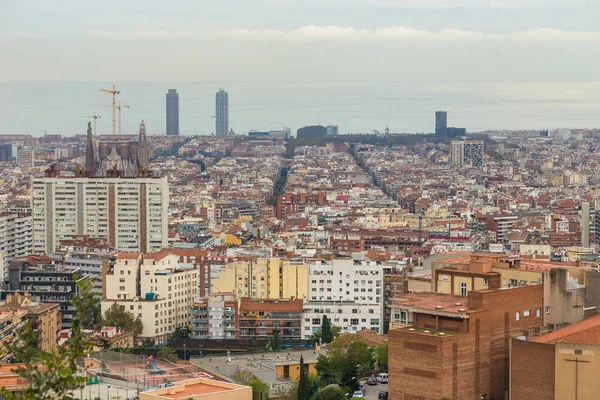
xmin=171 ymin=326 xmax=191 ymax=340
xmin=315 ymin=338 xmax=373 ymax=391
xmin=247 ymin=337 xmax=259 ymax=352
xmin=100 ymin=303 xmax=144 ymax=339
xmin=9 ymin=321 xmax=45 ymax=363
xmin=310 ymin=325 xmax=341 ymax=344
xmin=321 ymin=316 xmax=333 ymax=344
xmin=272 ymin=329 xmax=282 ymax=350
xmin=311 ymin=387 xmax=346 ymax=400
xmin=2 ymin=278 xmax=99 ymax=400
xmin=297 ymin=356 xmax=311 ymax=400
xmin=375 ymin=342 xmax=388 ymax=372
xmin=234 ymin=370 xmax=269 ymax=400
xmin=157 ymin=346 xmax=178 ymax=363
xmin=288 ymin=374 xmax=318 ymax=400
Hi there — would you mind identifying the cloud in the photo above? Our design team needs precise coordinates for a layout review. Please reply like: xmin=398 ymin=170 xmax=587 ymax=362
xmin=87 ymin=26 xmax=600 ymax=42
xmin=14 ymin=32 xmax=44 ymax=38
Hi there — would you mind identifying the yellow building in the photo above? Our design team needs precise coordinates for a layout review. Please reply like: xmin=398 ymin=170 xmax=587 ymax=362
xmin=275 ymin=357 xmax=318 ymax=380
xmin=510 ymin=314 xmax=600 ymax=400
xmin=140 ymin=378 xmax=251 ymax=400
xmin=212 ymin=258 xmax=308 ymax=299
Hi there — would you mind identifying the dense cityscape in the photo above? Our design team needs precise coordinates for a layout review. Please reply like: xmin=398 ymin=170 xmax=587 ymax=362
xmin=1 ymin=81 xmax=600 ymax=400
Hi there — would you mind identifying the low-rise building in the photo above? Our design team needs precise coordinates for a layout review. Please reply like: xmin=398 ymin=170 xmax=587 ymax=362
xmin=140 ymin=378 xmax=251 ymax=400
xmin=0 ymin=293 xmax=60 ymax=352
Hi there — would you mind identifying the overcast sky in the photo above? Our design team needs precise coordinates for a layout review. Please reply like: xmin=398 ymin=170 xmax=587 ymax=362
xmin=1 ymin=0 xmax=599 ymax=82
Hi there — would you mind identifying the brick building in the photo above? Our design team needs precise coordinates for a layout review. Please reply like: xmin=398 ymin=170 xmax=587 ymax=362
xmin=510 ymin=314 xmax=600 ymax=400
xmin=239 ymin=297 xmax=303 ymax=341
xmin=389 ymin=285 xmax=543 ymax=400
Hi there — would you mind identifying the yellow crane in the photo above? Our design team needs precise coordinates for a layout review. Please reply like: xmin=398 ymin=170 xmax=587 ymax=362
xmin=99 ymin=85 xmax=120 ymax=140
xmin=88 ymin=102 xmax=130 ymax=139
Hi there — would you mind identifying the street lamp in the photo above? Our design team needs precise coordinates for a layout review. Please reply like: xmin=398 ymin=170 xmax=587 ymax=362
xmin=183 ymin=344 xmax=187 ymax=365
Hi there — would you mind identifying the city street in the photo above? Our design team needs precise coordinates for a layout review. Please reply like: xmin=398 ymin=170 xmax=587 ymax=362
xmin=362 ymin=382 xmax=388 ymax=400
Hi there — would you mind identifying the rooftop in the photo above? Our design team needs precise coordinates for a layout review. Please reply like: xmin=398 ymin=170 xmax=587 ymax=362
xmin=529 ymin=314 xmax=600 ymax=344
xmin=392 ymin=292 xmax=473 ymax=314
xmin=140 ymin=378 xmax=250 ymax=400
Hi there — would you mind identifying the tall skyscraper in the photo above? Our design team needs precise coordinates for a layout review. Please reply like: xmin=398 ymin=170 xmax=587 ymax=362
xmin=166 ymin=89 xmax=179 ymax=135
xmin=215 ymin=89 xmax=229 ymax=136
xmin=435 ymin=111 xmax=447 ymax=136
xmin=451 ymin=140 xmax=484 ymax=166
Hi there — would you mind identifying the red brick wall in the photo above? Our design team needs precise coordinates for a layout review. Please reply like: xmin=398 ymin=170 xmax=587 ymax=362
xmin=510 ymin=339 xmax=555 ymax=400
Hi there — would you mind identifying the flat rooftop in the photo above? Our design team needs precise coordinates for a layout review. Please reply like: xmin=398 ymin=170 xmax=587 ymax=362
xmin=140 ymin=378 xmax=250 ymax=400
xmin=392 ymin=292 xmax=473 ymax=314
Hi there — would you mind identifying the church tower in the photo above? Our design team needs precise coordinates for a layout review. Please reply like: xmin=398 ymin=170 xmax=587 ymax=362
xmin=85 ymin=121 xmax=96 ymax=176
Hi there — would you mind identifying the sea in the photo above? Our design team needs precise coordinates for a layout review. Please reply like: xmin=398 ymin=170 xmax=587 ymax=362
xmin=1 ymin=81 xmax=600 ymax=137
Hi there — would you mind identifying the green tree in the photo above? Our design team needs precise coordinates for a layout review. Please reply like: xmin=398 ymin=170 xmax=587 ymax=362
xmin=310 ymin=325 xmax=341 ymax=344
xmin=375 ymin=342 xmax=388 ymax=372
xmin=234 ymin=370 xmax=269 ymax=400
xmin=9 ymin=321 xmax=45 ymax=363
xmin=99 ymin=303 xmax=144 ymax=339
xmin=272 ymin=329 xmax=282 ymax=350
xmin=157 ymin=346 xmax=178 ymax=363
xmin=315 ymin=337 xmax=373 ymax=391
xmin=2 ymin=278 xmax=99 ymax=400
xmin=311 ymin=386 xmax=346 ymax=400
xmin=288 ymin=374 xmax=318 ymax=400
xmin=247 ymin=337 xmax=259 ymax=352
xmin=171 ymin=326 xmax=191 ymax=340
xmin=297 ymin=356 xmax=311 ymax=400
xmin=321 ymin=316 xmax=333 ymax=344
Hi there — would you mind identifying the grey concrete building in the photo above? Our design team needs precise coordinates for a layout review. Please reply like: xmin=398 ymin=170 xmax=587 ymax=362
xmin=166 ymin=89 xmax=179 ymax=135
xmin=215 ymin=89 xmax=228 ymax=136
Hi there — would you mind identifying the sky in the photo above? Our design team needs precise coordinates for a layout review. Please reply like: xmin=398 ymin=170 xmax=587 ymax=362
xmin=1 ymin=0 xmax=599 ymax=82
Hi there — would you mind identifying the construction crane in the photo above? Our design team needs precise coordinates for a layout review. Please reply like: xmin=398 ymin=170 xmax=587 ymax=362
xmin=99 ymin=85 xmax=120 ymax=140
xmin=117 ymin=103 xmax=130 ymax=139
xmin=84 ymin=113 xmax=101 ymax=139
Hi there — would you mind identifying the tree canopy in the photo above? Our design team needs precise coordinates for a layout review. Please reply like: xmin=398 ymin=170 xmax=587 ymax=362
xmin=311 ymin=386 xmax=347 ymax=400
xmin=234 ymin=370 xmax=269 ymax=400
xmin=315 ymin=337 xmax=374 ymax=391
xmin=98 ymin=303 xmax=144 ymax=338
xmin=321 ymin=316 xmax=334 ymax=344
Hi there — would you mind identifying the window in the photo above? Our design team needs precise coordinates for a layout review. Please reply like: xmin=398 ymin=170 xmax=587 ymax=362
xmin=536 ymin=308 xmax=541 ymax=318
xmin=545 ymin=306 xmax=551 ymax=314
xmin=119 ymin=286 xmax=125 ymax=291
xmin=460 ymin=282 xmax=467 ymax=296
xmin=441 ymin=274 xmax=449 ymax=281
xmin=483 ymin=278 xmax=489 ymax=285
xmin=523 ymin=310 xmax=530 ymax=317
xmin=516 ymin=312 xmax=520 ymax=321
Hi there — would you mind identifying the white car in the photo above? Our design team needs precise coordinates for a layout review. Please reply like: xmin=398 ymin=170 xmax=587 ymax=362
xmin=376 ymin=373 xmax=388 ymax=383
xmin=352 ymin=391 xmax=365 ymax=398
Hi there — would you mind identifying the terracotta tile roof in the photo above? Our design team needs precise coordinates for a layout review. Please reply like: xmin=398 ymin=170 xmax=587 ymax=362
xmin=529 ymin=314 xmax=600 ymax=344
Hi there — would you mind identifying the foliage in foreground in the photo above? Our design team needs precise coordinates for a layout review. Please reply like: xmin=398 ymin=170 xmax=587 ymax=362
xmin=2 ymin=278 xmax=99 ymax=400
xmin=311 ymin=386 xmax=347 ymax=400
xmin=234 ymin=369 xmax=269 ymax=400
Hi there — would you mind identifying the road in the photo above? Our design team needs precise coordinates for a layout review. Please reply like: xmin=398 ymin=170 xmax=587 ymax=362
xmin=363 ymin=382 xmax=388 ymax=400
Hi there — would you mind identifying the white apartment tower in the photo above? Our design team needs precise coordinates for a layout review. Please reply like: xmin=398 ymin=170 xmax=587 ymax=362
xmin=102 ymin=251 xmax=200 ymax=343
xmin=302 ymin=259 xmax=384 ymax=339
xmin=0 ymin=211 xmax=33 ymax=284
xmin=31 ymin=176 xmax=169 ymax=254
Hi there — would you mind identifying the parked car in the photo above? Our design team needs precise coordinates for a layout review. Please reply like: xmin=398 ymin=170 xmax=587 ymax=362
xmin=352 ymin=391 xmax=365 ymax=398
xmin=356 ymin=384 xmax=365 ymax=394
xmin=378 ymin=390 xmax=388 ymax=399
xmin=376 ymin=373 xmax=388 ymax=383
xmin=367 ymin=377 xmax=378 ymax=385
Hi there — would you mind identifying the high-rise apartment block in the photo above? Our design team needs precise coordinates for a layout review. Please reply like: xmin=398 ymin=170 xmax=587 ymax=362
xmin=435 ymin=111 xmax=447 ymax=137
xmin=17 ymin=146 xmax=34 ymax=167
xmin=451 ymin=140 xmax=484 ymax=166
xmin=326 ymin=125 xmax=339 ymax=136
xmin=0 ymin=211 xmax=32 ymax=285
xmin=102 ymin=251 xmax=199 ymax=344
xmin=166 ymin=89 xmax=179 ymax=135
xmin=215 ymin=89 xmax=229 ymax=136
xmin=31 ymin=176 xmax=168 ymax=254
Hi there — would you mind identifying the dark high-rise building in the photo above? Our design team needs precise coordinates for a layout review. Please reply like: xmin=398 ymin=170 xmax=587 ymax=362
xmin=166 ymin=89 xmax=179 ymax=135
xmin=447 ymin=127 xmax=466 ymax=137
xmin=215 ymin=89 xmax=229 ymax=136
xmin=435 ymin=111 xmax=447 ymax=136
xmin=297 ymin=125 xmax=326 ymax=139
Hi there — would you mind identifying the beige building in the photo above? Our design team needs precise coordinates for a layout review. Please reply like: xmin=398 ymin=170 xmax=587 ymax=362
xmin=212 ymin=258 xmax=308 ymax=299
xmin=31 ymin=176 xmax=169 ymax=254
xmin=102 ymin=251 xmax=199 ymax=343
xmin=140 ymin=378 xmax=251 ymax=400
xmin=510 ymin=314 xmax=600 ymax=400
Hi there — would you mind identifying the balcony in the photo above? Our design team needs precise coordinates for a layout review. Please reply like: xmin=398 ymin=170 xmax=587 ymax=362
xmin=190 ymin=334 xmax=209 ymax=339
xmin=224 ymin=318 xmax=235 ymax=323
xmin=191 ymin=309 xmax=208 ymax=316
xmin=192 ymin=318 xmax=208 ymax=323
xmin=224 ymin=309 xmax=235 ymax=315
xmin=225 ymin=326 xmax=237 ymax=332
xmin=193 ymin=326 xmax=208 ymax=332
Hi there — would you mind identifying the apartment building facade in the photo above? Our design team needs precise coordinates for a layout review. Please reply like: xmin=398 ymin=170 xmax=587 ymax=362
xmin=31 ymin=176 xmax=169 ymax=254
xmin=302 ymin=259 xmax=384 ymax=338
xmin=102 ymin=251 xmax=199 ymax=344
xmin=0 ymin=211 xmax=32 ymax=285
xmin=239 ymin=298 xmax=303 ymax=341
xmin=190 ymin=293 xmax=238 ymax=340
